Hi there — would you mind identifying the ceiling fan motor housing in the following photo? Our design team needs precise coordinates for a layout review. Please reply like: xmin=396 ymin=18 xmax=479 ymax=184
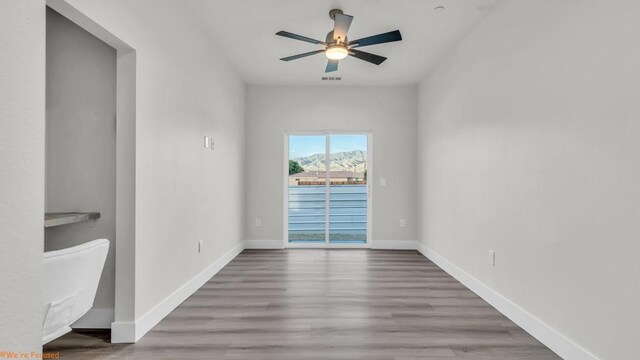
xmin=326 ymin=31 xmax=347 ymax=45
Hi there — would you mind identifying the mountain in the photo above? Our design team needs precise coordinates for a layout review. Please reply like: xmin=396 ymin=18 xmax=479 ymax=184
xmin=293 ymin=150 xmax=367 ymax=172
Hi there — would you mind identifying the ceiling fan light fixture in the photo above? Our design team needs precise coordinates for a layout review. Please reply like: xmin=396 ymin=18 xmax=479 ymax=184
xmin=325 ymin=45 xmax=348 ymax=60
xmin=276 ymin=10 xmax=402 ymax=72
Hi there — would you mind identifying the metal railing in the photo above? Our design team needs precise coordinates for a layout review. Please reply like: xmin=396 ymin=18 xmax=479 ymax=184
xmin=288 ymin=184 xmax=367 ymax=243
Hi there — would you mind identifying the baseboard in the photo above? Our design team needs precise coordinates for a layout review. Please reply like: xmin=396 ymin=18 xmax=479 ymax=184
xmin=371 ymin=240 xmax=417 ymax=250
xmin=244 ymin=239 xmax=417 ymax=250
xmin=72 ymin=308 xmax=114 ymax=329
xmin=110 ymin=241 xmax=244 ymax=343
xmin=416 ymin=243 xmax=600 ymax=360
xmin=244 ymin=239 xmax=284 ymax=249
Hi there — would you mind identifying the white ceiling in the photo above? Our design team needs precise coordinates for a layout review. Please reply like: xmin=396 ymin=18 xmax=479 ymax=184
xmin=181 ymin=0 xmax=498 ymax=85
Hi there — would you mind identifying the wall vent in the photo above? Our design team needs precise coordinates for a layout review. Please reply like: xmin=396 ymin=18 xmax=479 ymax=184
xmin=321 ymin=77 xmax=342 ymax=81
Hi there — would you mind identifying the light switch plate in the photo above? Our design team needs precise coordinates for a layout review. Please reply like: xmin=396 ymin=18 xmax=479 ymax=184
xmin=400 ymin=219 xmax=406 ymax=228
xmin=488 ymin=250 xmax=495 ymax=266
xmin=380 ymin=178 xmax=386 ymax=186
xmin=204 ymin=136 xmax=209 ymax=148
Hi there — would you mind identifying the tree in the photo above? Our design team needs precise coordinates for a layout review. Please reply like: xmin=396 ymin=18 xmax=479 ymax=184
xmin=289 ymin=160 xmax=304 ymax=175
xmin=364 ymin=169 xmax=367 ymax=180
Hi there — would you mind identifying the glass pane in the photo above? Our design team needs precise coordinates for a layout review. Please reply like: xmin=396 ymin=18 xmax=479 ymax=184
xmin=288 ymin=135 xmax=326 ymax=243
xmin=328 ymin=135 xmax=367 ymax=244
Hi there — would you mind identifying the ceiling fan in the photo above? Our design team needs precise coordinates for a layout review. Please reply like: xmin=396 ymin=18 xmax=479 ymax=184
xmin=276 ymin=9 xmax=402 ymax=73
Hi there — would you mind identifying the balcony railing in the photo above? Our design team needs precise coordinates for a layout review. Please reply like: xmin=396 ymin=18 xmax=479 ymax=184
xmin=288 ymin=184 xmax=367 ymax=244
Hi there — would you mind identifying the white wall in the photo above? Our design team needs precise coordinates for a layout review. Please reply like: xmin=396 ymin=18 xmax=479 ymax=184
xmin=417 ymin=1 xmax=640 ymax=359
xmin=245 ymin=86 xmax=417 ymax=245
xmin=0 ymin=0 xmax=46 ymax=352
xmin=62 ymin=0 xmax=246 ymax=321
xmin=45 ymin=7 xmax=117 ymax=324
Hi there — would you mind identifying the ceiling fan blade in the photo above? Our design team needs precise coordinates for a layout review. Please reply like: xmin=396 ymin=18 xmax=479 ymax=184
xmin=348 ymin=30 xmax=402 ymax=48
xmin=325 ymin=59 xmax=339 ymax=73
xmin=332 ymin=13 xmax=353 ymax=43
xmin=349 ymin=49 xmax=387 ymax=65
xmin=280 ymin=50 xmax=325 ymax=61
xmin=276 ymin=31 xmax=326 ymax=45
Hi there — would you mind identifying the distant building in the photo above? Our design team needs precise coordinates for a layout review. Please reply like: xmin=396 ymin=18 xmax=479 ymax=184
xmin=289 ymin=171 xmax=365 ymax=185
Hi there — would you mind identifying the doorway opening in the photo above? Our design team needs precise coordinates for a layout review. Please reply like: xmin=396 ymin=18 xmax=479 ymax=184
xmin=45 ymin=0 xmax=137 ymax=343
xmin=285 ymin=133 xmax=371 ymax=248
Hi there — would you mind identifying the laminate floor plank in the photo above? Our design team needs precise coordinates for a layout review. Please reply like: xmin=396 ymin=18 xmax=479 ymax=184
xmin=44 ymin=249 xmax=560 ymax=359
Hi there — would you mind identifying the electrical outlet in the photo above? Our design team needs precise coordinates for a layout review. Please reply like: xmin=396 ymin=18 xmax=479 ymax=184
xmin=399 ymin=219 xmax=406 ymax=228
xmin=255 ymin=218 xmax=262 ymax=227
xmin=488 ymin=250 xmax=495 ymax=266
xmin=198 ymin=240 xmax=203 ymax=253
xmin=210 ymin=138 xmax=215 ymax=150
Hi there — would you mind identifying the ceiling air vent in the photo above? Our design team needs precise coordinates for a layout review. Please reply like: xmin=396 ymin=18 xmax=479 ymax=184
xmin=321 ymin=77 xmax=342 ymax=81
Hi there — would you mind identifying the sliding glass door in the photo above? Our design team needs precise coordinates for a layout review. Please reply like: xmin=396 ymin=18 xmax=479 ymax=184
xmin=328 ymin=135 xmax=368 ymax=244
xmin=287 ymin=133 xmax=369 ymax=246
xmin=287 ymin=135 xmax=326 ymax=243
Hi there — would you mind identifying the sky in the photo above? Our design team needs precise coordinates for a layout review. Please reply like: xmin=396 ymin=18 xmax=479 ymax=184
xmin=289 ymin=135 xmax=367 ymax=158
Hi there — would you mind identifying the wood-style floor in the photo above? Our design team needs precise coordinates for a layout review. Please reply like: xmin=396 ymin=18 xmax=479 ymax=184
xmin=45 ymin=249 xmax=560 ymax=359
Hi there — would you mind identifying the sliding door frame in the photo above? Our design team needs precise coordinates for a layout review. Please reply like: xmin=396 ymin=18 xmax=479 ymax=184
xmin=283 ymin=131 xmax=372 ymax=249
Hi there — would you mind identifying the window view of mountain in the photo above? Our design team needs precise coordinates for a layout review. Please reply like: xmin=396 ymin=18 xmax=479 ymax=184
xmin=292 ymin=150 xmax=366 ymax=172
